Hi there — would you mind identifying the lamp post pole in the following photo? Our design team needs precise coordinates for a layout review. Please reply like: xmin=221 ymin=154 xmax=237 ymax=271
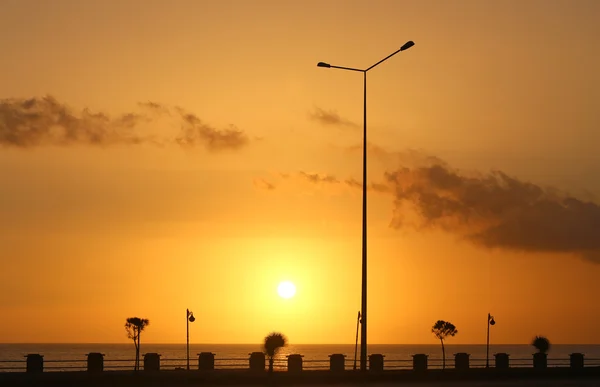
xmin=187 ymin=309 xmax=195 ymax=370
xmin=486 ymin=313 xmax=495 ymax=368
xmin=353 ymin=311 xmax=361 ymax=370
xmin=317 ymin=40 xmax=414 ymax=371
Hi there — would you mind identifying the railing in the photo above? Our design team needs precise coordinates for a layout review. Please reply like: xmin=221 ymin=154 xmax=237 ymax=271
xmin=1 ymin=353 xmax=599 ymax=373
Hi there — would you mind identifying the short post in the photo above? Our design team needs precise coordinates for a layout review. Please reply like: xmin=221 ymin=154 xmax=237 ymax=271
xmin=454 ymin=353 xmax=470 ymax=370
xmin=143 ymin=353 xmax=161 ymax=371
xmin=368 ymin=354 xmax=384 ymax=372
xmin=412 ymin=354 xmax=428 ymax=372
xmin=198 ymin=352 xmax=215 ymax=371
xmin=570 ymin=353 xmax=584 ymax=369
xmin=329 ymin=354 xmax=345 ymax=372
xmin=25 ymin=354 xmax=43 ymax=374
xmin=249 ymin=352 xmax=265 ymax=372
xmin=86 ymin=353 xmax=105 ymax=372
xmin=533 ymin=353 xmax=547 ymax=369
xmin=494 ymin=353 xmax=509 ymax=369
xmin=287 ymin=354 xmax=303 ymax=373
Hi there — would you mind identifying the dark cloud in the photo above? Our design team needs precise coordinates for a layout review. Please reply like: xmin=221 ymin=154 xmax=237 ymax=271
xmin=385 ymin=161 xmax=600 ymax=263
xmin=281 ymin=143 xmax=600 ymax=263
xmin=0 ymin=96 xmax=149 ymax=147
xmin=0 ymin=96 xmax=250 ymax=151
xmin=309 ymin=107 xmax=359 ymax=129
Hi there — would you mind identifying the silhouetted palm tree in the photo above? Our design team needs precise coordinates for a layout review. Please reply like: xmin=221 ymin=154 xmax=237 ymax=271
xmin=263 ymin=332 xmax=287 ymax=373
xmin=125 ymin=317 xmax=150 ymax=371
xmin=532 ymin=336 xmax=550 ymax=353
xmin=531 ymin=335 xmax=550 ymax=369
xmin=431 ymin=320 xmax=458 ymax=370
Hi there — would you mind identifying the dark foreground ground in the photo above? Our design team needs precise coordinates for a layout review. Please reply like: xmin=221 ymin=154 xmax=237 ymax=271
xmin=1 ymin=368 xmax=599 ymax=387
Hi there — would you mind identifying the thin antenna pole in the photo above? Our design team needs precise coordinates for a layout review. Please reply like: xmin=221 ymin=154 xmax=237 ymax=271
xmin=353 ymin=311 xmax=361 ymax=370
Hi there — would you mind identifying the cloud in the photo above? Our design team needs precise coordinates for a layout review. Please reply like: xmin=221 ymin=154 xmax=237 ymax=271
xmin=0 ymin=96 xmax=149 ymax=147
xmin=174 ymin=111 xmax=248 ymax=151
xmin=253 ymin=178 xmax=276 ymax=191
xmin=384 ymin=161 xmax=600 ymax=263
xmin=299 ymin=171 xmax=339 ymax=184
xmin=284 ymin=172 xmax=391 ymax=193
xmin=0 ymin=96 xmax=250 ymax=151
xmin=309 ymin=107 xmax=359 ymax=129
xmin=277 ymin=143 xmax=600 ymax=264
xmin=345 ymin=142 xmax=445 ymax=168
xmin=345 ymin=178 xmax=362 ymax=189
xmin=138 ymin=101 xmax=171 ymax=115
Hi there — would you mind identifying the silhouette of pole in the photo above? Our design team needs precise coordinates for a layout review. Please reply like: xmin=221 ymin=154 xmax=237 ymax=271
xmin=317 ymin=40 xmax=414 ymax=371
xmin=187 ymin=309 xmax=195 ymax=370
xmin=486 ymin=313 xmax=495 ymax=368
xmin=353 ymin=311 xmax=361 ymax=370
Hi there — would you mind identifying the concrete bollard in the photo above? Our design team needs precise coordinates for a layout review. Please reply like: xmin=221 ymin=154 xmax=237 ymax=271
xmin=454 ymin=353 xmax=470 ymax=370
xmin=287 ymin=354 xmax=303 ymax=373
xmin=494 ymin=353 xmax=509 ymax=369
xmin=412 ymin=354 xmax=428 ymax=372
xmin=329 ymin=354 xmax=345 ymax=372
xmin=86 ymin=353 xmax=104 ymax=372
xmin=198 ymin=352 xmax=215 ymax=370
xmin=25 ymin=354 xmax=43 ymax=374
xmin=570 ymin=353 xmax=584 ymax=369
xmin=143 ymin=353 xmax=161 ymax=371
xmin=369 ymin=354 xmax=384 ymax=372
xmin=533 ymin=353 xmax=547 ymax=369
xmin=249 ymin=352 xmax=265 ymax=372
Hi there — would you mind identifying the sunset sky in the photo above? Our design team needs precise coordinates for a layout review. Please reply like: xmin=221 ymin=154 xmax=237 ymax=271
xmin=1 ymin=0 xmax=600 ymax=345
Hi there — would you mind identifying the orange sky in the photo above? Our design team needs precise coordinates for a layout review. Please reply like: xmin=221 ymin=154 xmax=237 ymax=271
xmin=1 ymin=0 xmax=600 ymax=345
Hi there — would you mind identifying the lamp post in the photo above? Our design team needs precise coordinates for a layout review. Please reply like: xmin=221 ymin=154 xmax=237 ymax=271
xmin=353 ymin=311 xmax=361 ymax=371
xmin=317 ymin=40 xmax=414 ymax=371
xmin=187 ymin=309 xmax=195 ymax=370
xmin=486 ymin=313 xmax=495 ymax=368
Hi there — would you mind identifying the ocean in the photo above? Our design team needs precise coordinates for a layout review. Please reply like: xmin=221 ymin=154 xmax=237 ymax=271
xmin=1 ymin=344 xmax=599 ymax=372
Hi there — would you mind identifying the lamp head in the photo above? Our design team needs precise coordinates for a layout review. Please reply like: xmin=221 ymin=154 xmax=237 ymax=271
xmin=317 ymin=62 xmax=331 ymax=68
xmin=400 ymin=41 xmax=415 ymax=51
xmin=189 ymin=312 xmax=195 ymax=322
xmin=490 ymin=318 xmax=495 ymax=326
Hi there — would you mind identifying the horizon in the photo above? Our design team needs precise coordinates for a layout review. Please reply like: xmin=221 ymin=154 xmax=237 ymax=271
xmin=3 ymin=342 xmax=600 ymax=346
xmin=2 ymin=0 xmax=600 ymax=346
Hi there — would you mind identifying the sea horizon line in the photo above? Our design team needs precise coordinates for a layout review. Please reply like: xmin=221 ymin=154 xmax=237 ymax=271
xmin=2 ymin=342 xmax=600 ymax=346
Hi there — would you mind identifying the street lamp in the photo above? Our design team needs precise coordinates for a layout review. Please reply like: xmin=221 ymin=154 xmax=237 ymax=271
xmin=486 ymin=313 xmax=495 ymax=368
xmin=187 ymin=309 xmax=195 ymax=370
xmin=317 ymin=40 xmax=414 ymax=371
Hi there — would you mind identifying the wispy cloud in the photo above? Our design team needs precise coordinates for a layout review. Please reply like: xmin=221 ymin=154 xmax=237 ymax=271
xmin=309 ymin=107 xmax=359 ymax=129
xmin=299 ymin=171 xmax=339 ymax=184
xmin=260 ymin=171 xmax=390 ymax=193
xmin=174 ymin=114 xmax=248 ymax=151
xmin=345 ymin=142 xmax=445 ymax=168
xmin=0 ymin=96 xmax=250 ymax=151
xmin=253 ymin=178 xmax=276 ymax=191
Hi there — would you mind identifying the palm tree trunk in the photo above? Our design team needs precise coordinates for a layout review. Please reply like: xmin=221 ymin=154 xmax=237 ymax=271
xmin=441 ymin=339 xmax=446 ymax=370
xmin=133 ymin=336 xmax=139 ymax=371
xmin=137 ymin=330 xmax=141 ymax=371
xmin=269 ymin=357 xmax=274 ymax=373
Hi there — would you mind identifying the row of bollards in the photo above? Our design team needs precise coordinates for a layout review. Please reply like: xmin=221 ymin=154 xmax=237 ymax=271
xmin=22 ymin=352 xmax=587 ymax=373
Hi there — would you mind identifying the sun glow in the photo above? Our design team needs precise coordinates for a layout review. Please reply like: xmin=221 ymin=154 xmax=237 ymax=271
xmin=277 ymin=281 xmax=296 ymax=299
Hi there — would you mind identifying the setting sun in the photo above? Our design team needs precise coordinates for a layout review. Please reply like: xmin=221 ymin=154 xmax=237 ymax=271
xmin=277 ymin=281 xmax=296 ymax=299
